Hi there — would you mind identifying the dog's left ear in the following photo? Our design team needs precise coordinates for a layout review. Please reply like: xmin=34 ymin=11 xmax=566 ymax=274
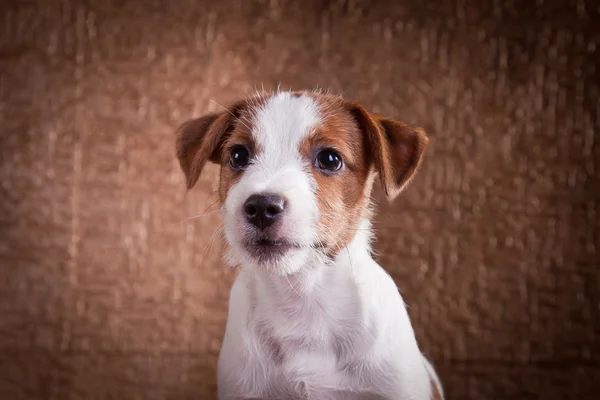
xmin=347 ymin=103 xmax=429 ymax=201
xmin=176 ymin=100 xmax=247 ymax=189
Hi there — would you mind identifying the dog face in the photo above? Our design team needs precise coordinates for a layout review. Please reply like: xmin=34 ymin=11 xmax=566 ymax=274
xmin=176 ymin=91 xmax=428 ymax=275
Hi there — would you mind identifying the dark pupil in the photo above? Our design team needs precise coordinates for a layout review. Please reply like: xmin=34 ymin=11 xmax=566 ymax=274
xmin=231 ymin=147 xmax=249 ymax=168
xmin=318 ymin=151 xmax=341 ymax=171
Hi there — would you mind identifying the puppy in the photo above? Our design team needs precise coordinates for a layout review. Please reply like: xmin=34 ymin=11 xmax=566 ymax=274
xmin=176 ymin=91 xmax=443 ymax=400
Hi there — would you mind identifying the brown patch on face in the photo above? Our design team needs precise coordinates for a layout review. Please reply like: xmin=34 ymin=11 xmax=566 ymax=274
xmin=299 ymin=94 xmax=376 ymax=256
xmin=217 ymin=120 xmax=255 ymax=203
xmin=215 ymin=96 xmax=268 ymax=203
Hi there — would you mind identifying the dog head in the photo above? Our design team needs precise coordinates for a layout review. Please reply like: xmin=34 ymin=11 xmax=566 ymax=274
xmin=176 ymin=91 xmax=428 ymax=275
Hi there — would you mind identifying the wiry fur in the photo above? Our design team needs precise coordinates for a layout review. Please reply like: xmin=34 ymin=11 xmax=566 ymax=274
xmin=175 ymin=90 xmax=443 ymax=399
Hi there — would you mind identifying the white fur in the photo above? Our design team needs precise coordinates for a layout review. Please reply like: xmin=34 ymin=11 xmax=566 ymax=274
xmin=217 ymin=92 xmax=443 ymax=399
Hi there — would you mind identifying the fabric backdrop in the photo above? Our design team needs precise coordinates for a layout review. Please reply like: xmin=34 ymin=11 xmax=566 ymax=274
xmin=1 ymin=0 xmax=599 ymax=399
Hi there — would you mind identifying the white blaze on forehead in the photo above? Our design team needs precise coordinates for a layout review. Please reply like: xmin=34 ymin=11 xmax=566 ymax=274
xmin=223 ymin=92 xmax=323 ymax=273
xmin=252 ymin=92 xmax=321 ymax=161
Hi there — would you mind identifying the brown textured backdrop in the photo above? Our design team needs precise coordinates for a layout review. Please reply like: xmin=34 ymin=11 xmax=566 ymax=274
xmin=1 ymin=0 xmax=599 ymax=399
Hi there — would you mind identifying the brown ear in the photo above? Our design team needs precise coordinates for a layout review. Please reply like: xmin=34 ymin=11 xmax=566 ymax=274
xmin=175 ymin=100 xmax=247 ymax=189
xmin=348 ymin=104 xmax=429 ymax=200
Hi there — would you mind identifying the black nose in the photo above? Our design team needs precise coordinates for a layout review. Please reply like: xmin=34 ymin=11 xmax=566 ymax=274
xmin=243 ymin=193 xmax=285 ymax=230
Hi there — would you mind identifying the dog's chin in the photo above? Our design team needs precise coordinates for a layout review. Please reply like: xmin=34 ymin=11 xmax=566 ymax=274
xmin=245 ymin=238 xmax=310 ymax=274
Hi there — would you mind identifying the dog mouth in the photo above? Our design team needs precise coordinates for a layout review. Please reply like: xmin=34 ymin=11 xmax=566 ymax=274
xmin=243 ymin=236 xmax=302 ymax=261
xmin=255 ymin=238 xmax=287 ymax=247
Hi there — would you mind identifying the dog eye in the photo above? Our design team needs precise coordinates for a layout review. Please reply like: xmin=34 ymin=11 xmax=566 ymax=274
xmin=315 ymin=149 xmax=343 ymax=173
xmin=229 ymin=145 xmax=250 ymax=170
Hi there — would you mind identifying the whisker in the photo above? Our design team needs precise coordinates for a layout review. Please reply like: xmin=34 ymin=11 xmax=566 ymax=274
xmin=173 ymin=194 xmax=223 ymax=226
xmin=344 ymin=243 xmax=353 ymax=271
xmin=209 ymin=99 xmax=234 ymax=116
xmin=198 ymin=224 xmax=225 ymax=265
xmin=209 ymin=99 xmax=252 ymax=131
xmin=172 ymin=208 xmax=222 ymax=226
xmin=203 ymin=197 xmax=221 ymax=211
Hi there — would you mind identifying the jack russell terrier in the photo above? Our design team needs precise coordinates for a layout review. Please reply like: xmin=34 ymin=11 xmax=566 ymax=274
xmin=176 ymin=90 xmax=443 ymax=399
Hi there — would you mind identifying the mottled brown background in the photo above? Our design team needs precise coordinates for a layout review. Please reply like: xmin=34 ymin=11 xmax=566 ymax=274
xmin=1 ymin=0 xmax=599 ymax=399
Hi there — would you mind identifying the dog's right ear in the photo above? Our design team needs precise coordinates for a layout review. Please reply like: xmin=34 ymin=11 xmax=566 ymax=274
xmin=175 ymin=100 xmax=247 ymax=189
